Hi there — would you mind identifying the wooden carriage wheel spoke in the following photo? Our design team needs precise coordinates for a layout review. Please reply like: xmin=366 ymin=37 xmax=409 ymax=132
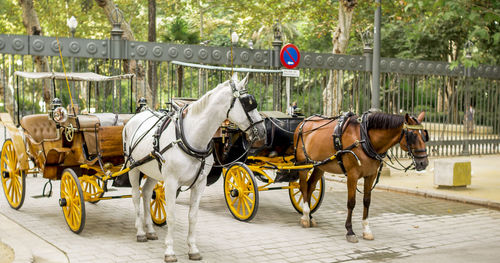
xmin=242 ymin=196 xmax=251 ymax=213
xmin=228 ymin=179 xmax=238 ymax=189
xmin=242 ymin=193 xmax=254 ymax=205
xmin=312 ymin=193 xmax=319 ymax=203
xmin=236 ymin=197 xmax=242 ymax=213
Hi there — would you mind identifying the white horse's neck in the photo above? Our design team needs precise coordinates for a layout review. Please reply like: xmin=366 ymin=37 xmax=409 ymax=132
xmin=181 ymin=84 xmax=232 ymax=151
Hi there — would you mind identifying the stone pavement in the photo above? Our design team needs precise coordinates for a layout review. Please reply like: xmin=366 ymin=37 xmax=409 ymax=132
xmin=1 ymin=172 xmax=500 ymax=263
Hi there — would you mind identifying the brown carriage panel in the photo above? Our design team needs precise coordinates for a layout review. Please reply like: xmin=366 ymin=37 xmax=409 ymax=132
xmin=0 ymin=113 xmax=29 ymax=170
xmin=43 ymin=166 xmax=58 ymax=180
xmin=98 ymin=126 xmax=124 ymax=157
xmin=45 ymin=148 xmax=71 ymax=165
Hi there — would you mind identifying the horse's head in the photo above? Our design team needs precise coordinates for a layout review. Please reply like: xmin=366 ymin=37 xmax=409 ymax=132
xmin=225 ymin=74 xmax=266 ymax=143
xmin=399 ymin=112 xmax=429 ymax=171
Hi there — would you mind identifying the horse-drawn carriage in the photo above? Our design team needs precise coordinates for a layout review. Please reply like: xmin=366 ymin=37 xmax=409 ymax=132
xmin=220 ymin=111 xmax=326 ymax=221
xmin=0 ymin=71 xmax=151 ymax=233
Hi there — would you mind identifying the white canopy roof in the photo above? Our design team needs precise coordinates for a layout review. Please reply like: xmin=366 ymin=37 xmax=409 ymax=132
xmin=14 ymin=71 xmax=135 ymax=81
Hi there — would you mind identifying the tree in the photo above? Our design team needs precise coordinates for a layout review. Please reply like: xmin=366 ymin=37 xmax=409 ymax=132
xmin=323 ymin=0 xmax=357 ymax=116
xmin=18 ymin=0 xmax=51 ymax=107
xmin=94 ymin=0 xmax=152 ymax=106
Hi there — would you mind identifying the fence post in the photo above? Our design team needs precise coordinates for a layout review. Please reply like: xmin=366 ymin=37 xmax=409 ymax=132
xmin=272 ymin=20 xmax=283 ymax=111
xmin=110 ymin=7 xmax=125 ymax=60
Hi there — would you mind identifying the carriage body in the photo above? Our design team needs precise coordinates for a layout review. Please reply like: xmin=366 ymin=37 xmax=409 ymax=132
xmin=0 ymin=71 xmax=146 ymax=233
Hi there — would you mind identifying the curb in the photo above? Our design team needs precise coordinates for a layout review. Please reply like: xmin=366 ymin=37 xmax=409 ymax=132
xmin=325 ymin=175 xmax=500 ymax=211
xmin=0 ymin=213 xmax=69 ymax=263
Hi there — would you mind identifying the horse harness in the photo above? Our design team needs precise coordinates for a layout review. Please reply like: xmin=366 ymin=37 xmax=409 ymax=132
xmin=125 ymin=80 xmax=262 ymax=191
xmin=296 ymin=111 xmax=428 ymax=192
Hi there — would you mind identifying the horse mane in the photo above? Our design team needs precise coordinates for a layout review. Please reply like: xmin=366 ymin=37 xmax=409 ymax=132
xmin=366 ymin=112 xmax=404 ymax=130
xmin=188 ymin=81 xmax=228 ymax=115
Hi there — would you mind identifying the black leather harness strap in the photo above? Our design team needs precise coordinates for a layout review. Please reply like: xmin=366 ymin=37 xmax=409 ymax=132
xmin=332 ymin=112 xmax=356 ymax=174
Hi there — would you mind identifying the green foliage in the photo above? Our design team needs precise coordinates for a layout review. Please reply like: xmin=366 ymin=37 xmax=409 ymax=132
xmin=161 ymin=16 xmax=199 ymax=44
xmin=0 ymin=0 xmax=498 ymax=64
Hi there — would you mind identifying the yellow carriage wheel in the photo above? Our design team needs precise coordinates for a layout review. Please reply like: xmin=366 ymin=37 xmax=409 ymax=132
xmin=224 ymin=163 xmax=259 ymax=221
xmin=289 ymin=169 xmax=325 ymax=214
xmin=150 ymin=181 xmax=166 ymax=226
xmin=0 ymin=139 xmax=26 ymax=210
xmin=59 ymin=168 xmax=86 ymax=234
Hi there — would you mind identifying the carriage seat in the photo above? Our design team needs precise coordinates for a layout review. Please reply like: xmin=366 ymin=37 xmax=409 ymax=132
xmin=20 ymin=114 xmax=59 ymax=143
xmin=78 ymin=113 xmax=134 ymax=129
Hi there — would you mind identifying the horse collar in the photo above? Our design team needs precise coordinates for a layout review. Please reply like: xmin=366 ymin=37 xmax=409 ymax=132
xmin=175 ymin=105 xmax=214 ymax=159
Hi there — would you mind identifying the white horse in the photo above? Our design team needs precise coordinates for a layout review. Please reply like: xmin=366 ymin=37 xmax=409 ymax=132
xmin=123 ymin=74 xmax=266 ymax=262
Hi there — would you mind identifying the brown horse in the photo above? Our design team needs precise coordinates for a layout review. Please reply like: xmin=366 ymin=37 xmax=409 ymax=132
xmin=293 ymin=111 xmax=429 ymax=243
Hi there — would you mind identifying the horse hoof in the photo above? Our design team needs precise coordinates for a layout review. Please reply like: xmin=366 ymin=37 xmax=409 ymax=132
xmin=188 ymin=253 xmax=203 ymax=261
xmin=137 ymin=235 xmax=148 ymax=242
xmin=363 ymin=232 xmax=374 ymax=240
xmin=164 ymin=255 xmax=177 ymax=262
xmin=310 ymin=218 xmax=318 ymax=227
xmin=346 ymin=234 xmax=359 ymax=243
xmin=300 ymin=219 xmax=310 ymax=228
xmin=146 ymin=232 xmax=158 ymax=240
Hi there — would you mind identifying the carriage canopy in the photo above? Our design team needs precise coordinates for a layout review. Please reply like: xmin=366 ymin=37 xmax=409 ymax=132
xmin=13 ymin=71 xmax=135 ymax=81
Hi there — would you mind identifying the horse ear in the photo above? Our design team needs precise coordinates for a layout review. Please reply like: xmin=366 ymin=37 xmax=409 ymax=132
xmin=417 ymin=111 xmax=425 ymax=123
xmin=231 ymin=72 xmax=238 ymax=83
xmin=240 ymin=73 xmax=249 ymax=87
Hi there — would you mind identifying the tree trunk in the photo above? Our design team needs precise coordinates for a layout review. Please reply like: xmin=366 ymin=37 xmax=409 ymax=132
xmin=148 ymin=0 xmax=158 ymax=108
xmin=18 ymin=0 xmax=51 ymax=109
xmin=94 ymin=0 xmax=152 ymax=107
xmin=323 ymin=0 xmax=357 ymax=116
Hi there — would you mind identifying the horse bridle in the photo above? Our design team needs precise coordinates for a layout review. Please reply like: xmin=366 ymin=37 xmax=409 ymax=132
xmin=226 ymin=80 xmax=263 ymax=140
xmin=400 ymin=119 xmax=429 ymax=161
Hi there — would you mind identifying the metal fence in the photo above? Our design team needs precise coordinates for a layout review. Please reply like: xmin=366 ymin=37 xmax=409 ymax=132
xmin=0 ymin=32 xmax=499 ymax=156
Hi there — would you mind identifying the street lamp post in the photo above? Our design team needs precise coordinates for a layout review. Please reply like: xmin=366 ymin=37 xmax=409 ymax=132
xmin=67 ymin=16 xmax=78 ymax=108
xmin=462 ymin=40 xmax=474 ymax=156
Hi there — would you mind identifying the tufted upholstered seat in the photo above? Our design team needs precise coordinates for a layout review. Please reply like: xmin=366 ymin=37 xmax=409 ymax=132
xmin=20 ymin=114 xmax=59 ymax=143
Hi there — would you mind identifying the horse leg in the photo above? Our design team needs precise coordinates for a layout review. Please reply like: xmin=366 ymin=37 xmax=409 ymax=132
xmin=306 ymin=169 xmax=324 ymax=227
xmin=362 ymin=175 xmax=376 ymax=241
xmin=164 ymin=176 xmax=178 ymax=262
xmin=129 ymin=169 xmax=147 ymax=242
xmin=142 ymin=177 xmax=159 ymax=240
xmin=186 ymin=180 xmax=206 ymax=261
xmin=298 ymin=170 xmax=310 ymax=228
xmin=345 ymin=175 xmax=358 ymax=243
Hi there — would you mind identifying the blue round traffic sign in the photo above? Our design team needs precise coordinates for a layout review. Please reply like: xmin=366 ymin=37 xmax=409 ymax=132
xmin=280 ymin=44 xmax=301 ymax=69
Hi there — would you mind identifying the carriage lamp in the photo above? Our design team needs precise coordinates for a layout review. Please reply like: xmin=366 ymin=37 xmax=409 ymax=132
xmin=49 ymin=98 xmax=68 ymax=123
xmin=135 ymin=97 xmax=148 ymax=113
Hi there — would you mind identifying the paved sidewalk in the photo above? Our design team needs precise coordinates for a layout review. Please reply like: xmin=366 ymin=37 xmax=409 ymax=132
xmin=2 ymin=172 xmax=500 ymax=263
xmin=327 ymin=154 xmax=500 ymax=210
